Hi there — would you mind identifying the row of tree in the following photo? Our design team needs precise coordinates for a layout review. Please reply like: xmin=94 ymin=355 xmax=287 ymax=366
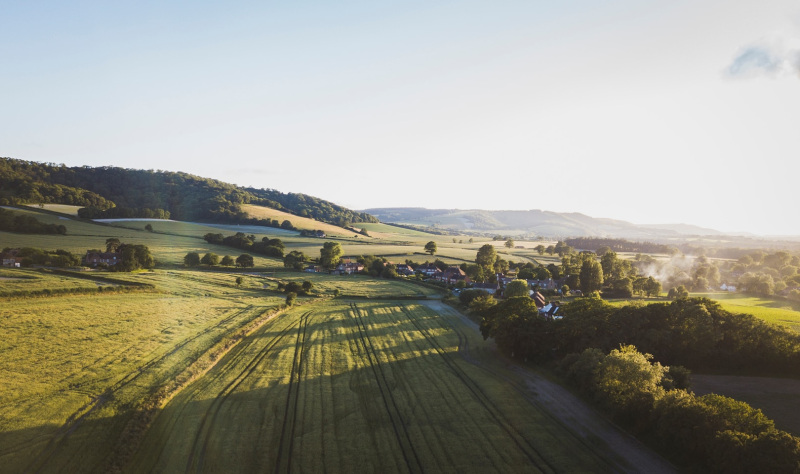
xmin=478 ymin=295 xmax=800 ymax=375
xmin=203 ymin=232 xmax=285 ymax=258
xmin=0 ymin=208 xmax=66 ymax=235
xmin=559 ymin=345 xmax=800 ymax=472
xmin=184 ymin=251 xmax=253 ymax=268
xmin=77 ymin=206 xmax=170 ymax=219
xmin=1 ymin=247 xmax=81 ymax=267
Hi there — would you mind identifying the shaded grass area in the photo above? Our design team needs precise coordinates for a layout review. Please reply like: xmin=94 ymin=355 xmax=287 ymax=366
xmin=129 ymin=300 xmax=614 ymax=473
xmin=0 ymin=270 xmax=284 ymax=473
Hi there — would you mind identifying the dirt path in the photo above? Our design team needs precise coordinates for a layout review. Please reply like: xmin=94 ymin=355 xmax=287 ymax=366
xmin=421 ymin=299 xmax=676 ymax=474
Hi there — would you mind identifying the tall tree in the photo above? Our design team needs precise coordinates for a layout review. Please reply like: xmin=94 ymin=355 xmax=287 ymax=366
xmin=319 ymin=242 xmax=343 ymax=270
xmin=579 ymin=259 xmax=604 ymax=294
xmin=476 ymin=244 xmax=497 ymax=272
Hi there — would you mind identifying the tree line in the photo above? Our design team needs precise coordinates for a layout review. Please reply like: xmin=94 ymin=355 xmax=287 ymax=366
xmin=558 ymin=345 xmax=800 ymax=472
xmin=203 ymin=232 xmax=285 ymax=258
xmin=77 ymin=206 xmax=170 ymax=219
xmin=0 ymin=157 xmax=377 ymax=227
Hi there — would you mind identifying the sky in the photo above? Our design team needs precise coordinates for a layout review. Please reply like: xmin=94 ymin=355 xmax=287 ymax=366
xmin=2 ymin=1 xmax=799 ymax=235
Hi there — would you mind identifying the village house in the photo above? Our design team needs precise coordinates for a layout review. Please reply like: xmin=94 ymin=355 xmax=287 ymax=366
xmin=83 ymin=251 xmax=121 ymax=267
xmin=394 ymin=264 xmax=415 ymax=277
xmin=416 ymin=263 xmax=442 ymax=277
xmin=1 ymin=249 xmax=23 ymax=267
xmin=334 ymin=262 xmax=364 ymax=275
xmin=436 ymin=266 xmax=470 ymax=285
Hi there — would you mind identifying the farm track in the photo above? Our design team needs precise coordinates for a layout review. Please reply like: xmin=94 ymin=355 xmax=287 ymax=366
xmin=16 ymin=304 xmax=265 ymax=472
xmin=184 ymin=313 xmax=305 ymax=473
xmin=349 ymin=303 xmax=424 ymax=474
xmin=399 ymin=305 xmax=556 ymax=474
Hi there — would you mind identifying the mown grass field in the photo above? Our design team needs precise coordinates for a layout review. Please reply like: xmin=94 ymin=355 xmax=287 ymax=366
xmin=0 ymin=269 xmax=285 ymax=473
xmin=129 ymin=300 xmax=616 ymax=473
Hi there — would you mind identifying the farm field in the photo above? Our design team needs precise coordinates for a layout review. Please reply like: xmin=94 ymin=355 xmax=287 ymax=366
xmin=0 ymin=269 xmax=286 ymax=473
xmin=129 ymin=300 xmax=627 ymax=473
xmin=241 ymin=204 xmax=357 ymax=237
xmin=700 ymin=292 xmax=800 ymax=332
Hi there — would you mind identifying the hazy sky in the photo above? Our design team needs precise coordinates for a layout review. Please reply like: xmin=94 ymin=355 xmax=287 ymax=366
xmin=3 ymin=1 xmax=799 ymax=235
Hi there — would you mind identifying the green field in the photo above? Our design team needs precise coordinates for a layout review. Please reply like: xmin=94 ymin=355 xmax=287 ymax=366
xmin=0 ymin=269 xmax=285 ymax=473
xmin=699 ymin=292 xmax=800 ymax=332
xmin=129 ymin=300 xmax=616 ymax=473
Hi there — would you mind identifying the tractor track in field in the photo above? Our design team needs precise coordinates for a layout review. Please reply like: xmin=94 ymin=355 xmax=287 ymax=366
xmin=400 ymin=305 xmax=557 ymax=474
xmin=420 ymin=300 xmax=676 ymax=474
xmin=16 ymin=305 xmax=265 ymax=472
xmin=184 ymin=313 xmax=305 ymax=473
xmin=349 ymin=303 xmax=424 ymax=474
xmin=274 ymin=311 xmax=311 ymax=474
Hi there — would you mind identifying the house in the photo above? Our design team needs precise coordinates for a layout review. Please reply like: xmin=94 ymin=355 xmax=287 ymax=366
xmin=394 ymin=264 xmax=415 ymax=276
xmin=417 ymin=263 xmax=442 ymax=277
xmin=532 ymin=291 xmax=546 ymax=309
xmin=540 ymin=302 xmax=562 ymax=320
xmin=497 ymin=274 xmax=515 ymax=286
xmin=528 ymin=278 xmax=559 ymax=290
xmin=720 ymin=283 xmax=737 ymax=292
xmin=334 ymin=262 xmax=364 ymax=275
xmin=1 ymin=249 xmax=23 ymax=267
xmin=84 ymin=251 xmax=121 ymax=267
xmin=436 ymin=266 xmax=470 ymax=285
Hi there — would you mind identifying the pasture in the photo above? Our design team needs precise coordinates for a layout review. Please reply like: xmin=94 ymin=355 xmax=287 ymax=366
xmin=701 ymin=292 xmax=800 ymax=332
xmin=129 ymin=300 xmax=618 ymax=473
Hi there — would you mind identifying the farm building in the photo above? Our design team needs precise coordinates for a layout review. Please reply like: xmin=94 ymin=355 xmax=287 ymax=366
xmin=83 ymin=251 xmax=122 ymax=267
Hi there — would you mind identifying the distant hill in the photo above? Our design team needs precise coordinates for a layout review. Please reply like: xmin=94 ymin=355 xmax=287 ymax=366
xmin=0 ymin=157 xmax=377 ymax=226
xmin=362 ymin=207 xmax=726 ymax=239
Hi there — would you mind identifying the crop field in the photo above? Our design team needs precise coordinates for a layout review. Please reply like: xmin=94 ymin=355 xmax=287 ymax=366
xmin=241 ymin=204 xmax=356 ymax=237
xmin=129 ymin=300 xmax=616 ymax=473
xmin=0 ymin=270 xmax=285 ymax=473
xmin=277 ymin=273 xmax=441 ymax=299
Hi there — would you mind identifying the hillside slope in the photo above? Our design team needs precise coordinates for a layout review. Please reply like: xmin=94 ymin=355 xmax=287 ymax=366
xmin=363 ymin=207 xmax=725 ymax=239
xmin=0 ymin=157 xmax=376 ymax=226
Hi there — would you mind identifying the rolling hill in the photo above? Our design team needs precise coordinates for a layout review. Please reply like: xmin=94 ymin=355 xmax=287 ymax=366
xmin=362 ymin=207 xmax=727 ymax=239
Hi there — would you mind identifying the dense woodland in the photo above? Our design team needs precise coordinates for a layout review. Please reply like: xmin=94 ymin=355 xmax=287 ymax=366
xmin=0 ymin=158 xmax=377 ymax=226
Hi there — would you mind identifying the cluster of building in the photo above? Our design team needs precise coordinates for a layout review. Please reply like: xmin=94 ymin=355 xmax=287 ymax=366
xmin=1 ymin=249 xmax=23 ymax=267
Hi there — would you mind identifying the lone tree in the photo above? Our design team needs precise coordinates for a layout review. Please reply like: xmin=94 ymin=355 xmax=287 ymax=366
xmin=424 ymin=241 xmax=437 ymax=256
xmin=184 ymin=252 xmax=201 ymax=267
xmin=319 ymin=242 xmax=343 ymax=270
xmin=505 ymin=239 xmax=515 ymax=249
